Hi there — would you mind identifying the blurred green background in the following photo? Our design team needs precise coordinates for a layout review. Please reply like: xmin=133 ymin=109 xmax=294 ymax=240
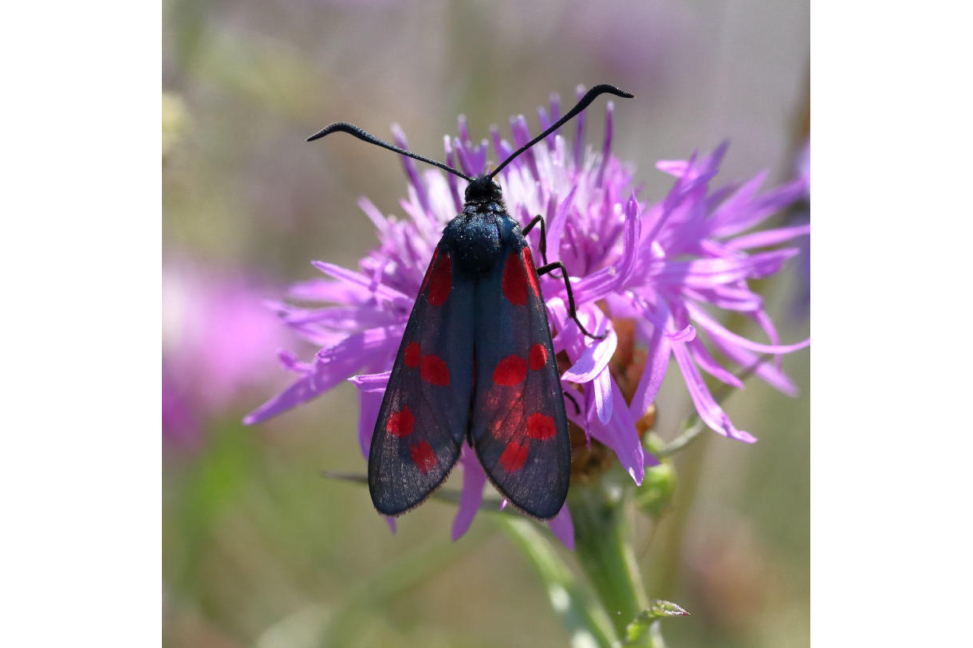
xmin=162 ymin=1 xmax=809 ymax=646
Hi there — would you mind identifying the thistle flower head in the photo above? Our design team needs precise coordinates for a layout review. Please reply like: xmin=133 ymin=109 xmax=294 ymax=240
xmin=246 ymin=88 xmax=809 ymax=545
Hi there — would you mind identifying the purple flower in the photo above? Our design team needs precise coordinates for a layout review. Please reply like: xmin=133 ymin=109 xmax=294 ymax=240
xmin=798 ymin=139 xmax=811 ymax=197
xmin=246 ymin=88 xmax=809 ymax=545
xmin=790 ymin=139 xmax=811 ymax=317
xmin=567 ymin=142 xmax=811 ymax=445
xmin=163 ymin=263 xmax=290 ymax=448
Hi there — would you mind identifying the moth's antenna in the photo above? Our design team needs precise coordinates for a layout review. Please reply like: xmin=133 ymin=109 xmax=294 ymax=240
xmin=307 ymin=122 xmax=473 ymax=182
xmin=488 ymin=84 xmax=634 ymax=179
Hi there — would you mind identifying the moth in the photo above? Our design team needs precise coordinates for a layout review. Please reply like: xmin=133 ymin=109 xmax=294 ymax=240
xmin=308 ymin=85 xmax=633 ymax=519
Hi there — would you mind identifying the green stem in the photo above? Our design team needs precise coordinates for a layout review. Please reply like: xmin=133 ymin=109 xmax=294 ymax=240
xmin=569 ymin=477 xmax=658 ymax=646
xmin=499 ymin=518 xmax=616 ymax=648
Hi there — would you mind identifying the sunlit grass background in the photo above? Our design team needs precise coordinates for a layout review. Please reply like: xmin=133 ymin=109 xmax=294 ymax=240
xmin=163 ymin=1 xmax=809 ymax=645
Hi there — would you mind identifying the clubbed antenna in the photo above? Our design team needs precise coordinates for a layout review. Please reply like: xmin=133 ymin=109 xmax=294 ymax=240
xmin=488 ymin=84 xmax=634 ymax=179
xmin=307 ymin=84 xmax=633 ymax=183
xmin=307 ymin=122 xmax=473 ymax=182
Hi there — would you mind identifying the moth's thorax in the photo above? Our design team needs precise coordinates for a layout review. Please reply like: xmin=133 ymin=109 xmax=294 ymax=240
xmin=461 ymin=200 xmax=505 ymax=217
xmin=442 ymin=205 xmax=520 ymax=278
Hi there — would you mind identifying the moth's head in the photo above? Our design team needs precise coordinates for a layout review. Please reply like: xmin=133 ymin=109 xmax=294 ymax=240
xmin=464 ymin=175 xmax=503 ymax=204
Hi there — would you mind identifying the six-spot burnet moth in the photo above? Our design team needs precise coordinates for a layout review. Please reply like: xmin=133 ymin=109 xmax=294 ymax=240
xmin=308 ymin=84 xmax=634 ymax=520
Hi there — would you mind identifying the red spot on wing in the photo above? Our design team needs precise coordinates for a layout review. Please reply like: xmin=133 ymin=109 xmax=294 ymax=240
xmin=420 ymin=354 xmax=451 ymax=386
xmin=493 ymin=355 xmax=527 ymax=386
xmin=386 ymin=406 xmax=415 ymax=437
xmin=529 ymin=343 xmax=549 ymax=370
xmin=521 ymin=248 xmax=541 ymax=299
xmin=404 ymin=341 xmax=420 ymax=368
xmin=502 ymin=253 xmax=528 ymax=305
xmin=527 ymin=413 xmax=556 ymax=440
xmin=410 ymin=441 xmax=437 ymax=474
xmin=498 ymin=441 xmax=529 ymax=473
xmin=426 ymin=252 xmax=452 ymax=306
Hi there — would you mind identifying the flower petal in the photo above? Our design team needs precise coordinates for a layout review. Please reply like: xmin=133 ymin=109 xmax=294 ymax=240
xmin=710 ymin=334 xmax=798 ymax=397
xmin=287 ymin=278 xmax=373 ymax=305
xmin=710 ymin=178 xmax=807 ymax=238
xmin=547 ymin=505 xmax=575 ymax=549
xmin=452 ymin=448 xmax=487 ymax=541
xmin=688 ymin=337 xmax=744 ymax=389
xmin=652 ymin=250 xmax=799 ymax=289
xmin=349 ymin=371 xmax=391 ymax=392
xmin=686 ymin=303 xmax=810 ymax=354
xmin=277 ymin=349 xmax=312 ymax=374
xmin=595 ymin=101 xmax=614 ymax=187
xmin=584 ymin=367 xmax=613 ymax=425
xmin=587 ymin=380 xmax=645 ymax=485
xmin=667 ymin=323 xmax=696 ymax=343
xmin=629 ymin=302 xmax=672 ymax=421
xmin=726 ymin=223 xmax=811 ymax=250
xmin=562 ymin=320 xmax=617 ymax=383
xmin=671 ymin=340 xmax=756 ymax=443
xmin=443 ymin=136 xmax=464 ymax=213
xmin=391 ymin=123 xmax=431 ymax=214
xmin=243 ymin=372 xmax=318 ymax=425
xmin=311 ymin=261 xmax=412 ymax=306
xmin=546 ymin=184 xmax=579 ymax=263
xmin=356 ymin=385 xmax=385 ymax=459
xmin=357 ymin=197 xmax=389 ymax=231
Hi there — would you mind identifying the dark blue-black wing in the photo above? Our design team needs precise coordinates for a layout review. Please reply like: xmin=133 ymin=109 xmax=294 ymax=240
xmin=470 ymin=241 xmax=571 ymax=519
xmin=368 ymin=246 xmax=475 ymax=516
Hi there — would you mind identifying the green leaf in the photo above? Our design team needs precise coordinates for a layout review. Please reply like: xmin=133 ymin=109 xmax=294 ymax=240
xmin=645 ymin=599 xmax=690 ymax=620
xmin=623 ymin=601 xmax=690 ymax=646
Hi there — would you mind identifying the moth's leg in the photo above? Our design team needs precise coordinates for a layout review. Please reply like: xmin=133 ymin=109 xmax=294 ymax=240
xmin=562 ymin=389 xmax=581 ymax=415
xmin=522 ymin=214 xmax=552 ymax=268
xmin=536 ymin=261 xmax=607 ymax=340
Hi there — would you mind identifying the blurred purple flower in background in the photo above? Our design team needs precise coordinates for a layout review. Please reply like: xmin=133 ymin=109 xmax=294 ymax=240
xmin=245 ymin=88 xmax=809 ymax=545
xmin=788 ymin=139 xmax=811 ymax=318
xmin=556 ymin=0 xmax=691 ymax=93
xmin=798 ymin=140 xmax=810 ymax=195
xmin=163 ymin=264 xmax=289 ymax=448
